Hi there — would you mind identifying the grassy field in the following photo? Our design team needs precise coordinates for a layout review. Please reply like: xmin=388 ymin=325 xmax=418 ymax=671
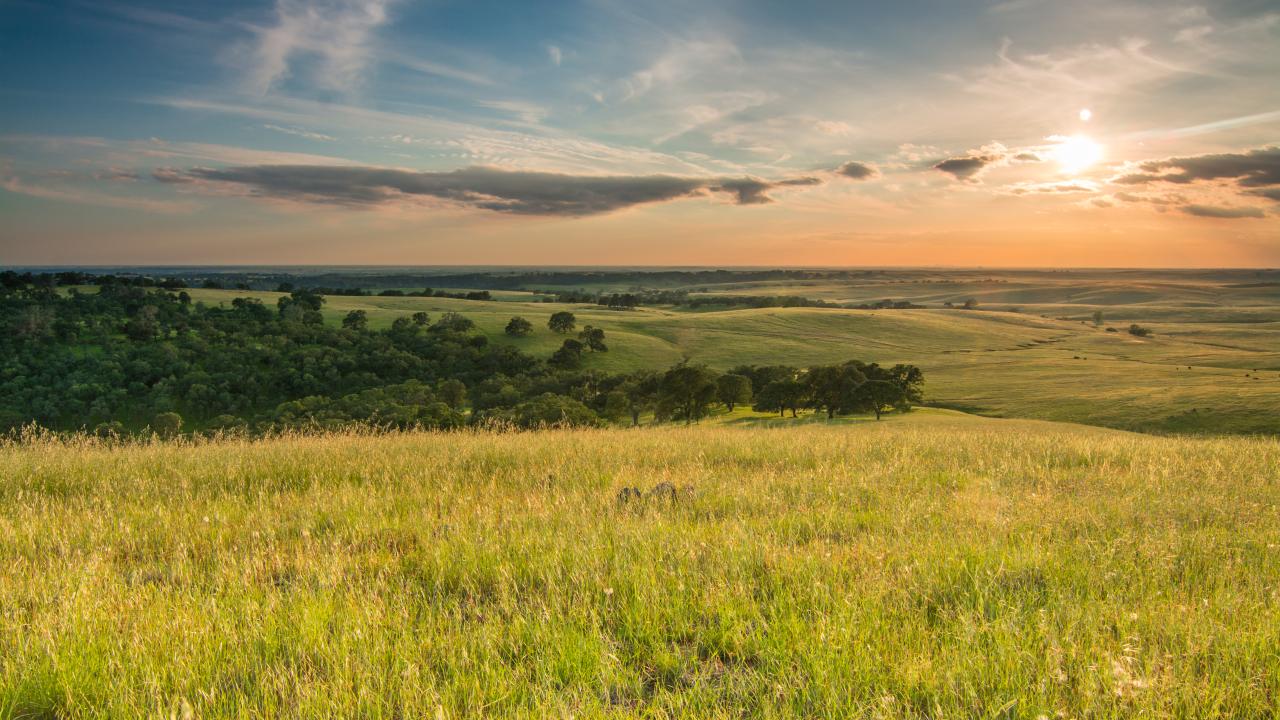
xmin=182 ymin=282 xmax=1280 ymax=435
xmin=3 ymin=410 xmax=1278 ymax=717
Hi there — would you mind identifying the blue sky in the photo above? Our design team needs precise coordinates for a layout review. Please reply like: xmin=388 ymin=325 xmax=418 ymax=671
xmin=1 ymin=0 xmax=1278 ymax=265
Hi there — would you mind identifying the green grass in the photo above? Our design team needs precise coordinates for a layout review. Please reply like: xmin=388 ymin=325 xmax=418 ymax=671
xmin=3 ymin=411 xmax=1279 ymax=717
xmin=183 ymin=286 xmax=1280 ymax=434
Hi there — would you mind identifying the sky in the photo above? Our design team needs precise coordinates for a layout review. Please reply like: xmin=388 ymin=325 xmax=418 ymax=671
xmin=1 ymin=0 xmax=1278 ymax=267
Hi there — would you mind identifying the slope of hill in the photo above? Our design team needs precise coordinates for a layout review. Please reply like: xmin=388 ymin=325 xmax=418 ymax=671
xmin=3 ymin=412 xmax=1277 ymax=717
xmin=183 ymin=287 xmax=1280 ymax=434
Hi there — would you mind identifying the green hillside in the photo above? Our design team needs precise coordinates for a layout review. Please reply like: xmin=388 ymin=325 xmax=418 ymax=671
xmin=182 ymin=287 xmax=1280 ymax=434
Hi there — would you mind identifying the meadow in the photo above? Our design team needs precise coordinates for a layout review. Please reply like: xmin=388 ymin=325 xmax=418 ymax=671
xmin=3 ymin=410 xmax=1278 ymax=717
xmin=182 ymin=268 xmax=1280 ymax=435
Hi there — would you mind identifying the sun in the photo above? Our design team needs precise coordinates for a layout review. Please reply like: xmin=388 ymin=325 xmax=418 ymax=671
xmin=1052 ymin=135 xmax=1103 ymax=174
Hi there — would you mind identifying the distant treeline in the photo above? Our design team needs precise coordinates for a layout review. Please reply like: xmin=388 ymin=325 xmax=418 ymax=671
xmin=5 ymin=270 xmax=927 ymax=311
xmin=268 ymin=283 xmax=494 ymax=301
xmin=21 ymin=268 xmax=895 ymax=293
xmin=548 ymin=289 xmax=920 ymax=311
xmin=0 ymin=273 xmax=923 ymax=435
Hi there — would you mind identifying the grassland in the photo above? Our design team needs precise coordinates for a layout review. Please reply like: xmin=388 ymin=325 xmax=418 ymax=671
xmin=3 ymin=410 xmax=1278 ymax=717
xmin=182 ymin=273 xmax=1280 ymax=434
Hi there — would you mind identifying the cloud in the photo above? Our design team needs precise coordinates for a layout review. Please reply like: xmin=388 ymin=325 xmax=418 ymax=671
xmin=1007 ymin=180 xmax=1098 ymax=195
xmin=245 ymin=0 xmax=393 ymax=95
xmin=835 ymin=161 xmax=878 ymax=180
xmin=1012 ymin=152 xmax=1042 ymax=162
xmin=933 ymin=152 xmax=1003 ymax=181
xmin=170 ymin=165 xmax=821 ymax=215
xmin=155 ymin=97 xmax=724 ymax=175
xmin=152 ymin=167 xmax=196 ymax=184
xmin=1113 ymin=191 xmax=1182 ymax=206
xmin=1114 ymin=146 xmax=1280 ymax=187
xmin=1110 ymin=147 xmax=1280 ymax=213
xmin=263 ymin=124 xmax=336 ymax=142
xmin=815 ymin=120 xmax=854 ymax=136
xmin=1182 ymin=204 xmax=1266 ymax=219
xmin=1 ymin=175 xmax=195 ymax=213
xmin=776 ymin=176 xmax=823 ymax=186
xmin=475 ymin=100 xmax=549 ymax=124
xmin=548 ymin=45 xmax=562 ymax=66
xmin=96 ymin=168 xmax=141 ymax=182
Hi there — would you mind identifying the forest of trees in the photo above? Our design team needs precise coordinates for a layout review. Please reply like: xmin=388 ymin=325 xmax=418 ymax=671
xmin=0 ymin=272 xmax=924 ymax=436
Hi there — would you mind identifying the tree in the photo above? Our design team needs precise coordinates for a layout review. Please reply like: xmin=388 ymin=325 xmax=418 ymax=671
xmin=754 ymin=379 xmax=805 ymax=417
xmin=505 ymin=316 xmax=534 ymax=337
xmin=549 ymin=311 xmax=577 ymax=334
xmin=124 ymin=305 xmax=161 ymax=341
xmin=853 ymin=380 xmax=905 ymax=420
xmin=1092 ymin=310 xmax=1104 ymax=326
xmin=510 ymin=393 xmax=601 ymax=428
xmin=579 ymin=325 xmax=607 ymax=352
xmin=803 ymin=364 xmax=866 ymax=418
xmin=431 ymin=312 xmax=475 ymax=333
xmin=278 ymin=289 xmax=324 ymax=316
xmin=14 ymin=305 xmax=54 ymax=340
xmin=342 ymin=310 xmax=369 ymax=331
xmin=618 ymin=370 xmax=661 ymax=426
xmin=411 ymin=311 xmax=430 ymax=326
xmin=1128 ymin=324 xmax=1152 ymax=337
xmin=549 ymin=339 xmax=584 ymax=369
xmin=278 ymin=290 xmax=324 ymax=324
xmin=883 ymin=363 xmax=924 ymax=408
xmin=437 ymin=379 xmax=467 ymax=409
xmin=962 ymin=298 xmax=979 ymax=309
xmin=388 ymin=316 xmax=420 ymax=342
xmin=153 ymin=411 xmax=183 ymax=437
xmin=659 ymin=364 xmax=719 ymax=424
xmin=716 ymin=374 xmax=753 ymax=411
xmin=602 ymin=390 xmax=630 ymax=422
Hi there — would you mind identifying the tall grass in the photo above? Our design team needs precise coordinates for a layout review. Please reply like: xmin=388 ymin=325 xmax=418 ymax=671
xmin=2 ymin=414 xmax=1278 ymax=717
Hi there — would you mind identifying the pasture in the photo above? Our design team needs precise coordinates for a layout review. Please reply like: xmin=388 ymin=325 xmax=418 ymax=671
xmin=182 ymin=268 xmax=1280 ymax=434
xmin=3 ymin=411 xmax=1278 ymax=717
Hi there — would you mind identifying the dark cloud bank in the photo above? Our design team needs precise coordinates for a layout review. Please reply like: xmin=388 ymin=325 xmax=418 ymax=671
xmin=1114 ymin=147 xmax=1280 ymax=188
xmin=170 ymin=165 xmax=825 ymax=216
xmin=1113 ymin=146 xmax=1278 ymax=220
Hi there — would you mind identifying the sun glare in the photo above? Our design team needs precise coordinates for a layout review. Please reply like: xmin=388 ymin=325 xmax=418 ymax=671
xmin=1052 ymin=135 xmax=1103 ymax=174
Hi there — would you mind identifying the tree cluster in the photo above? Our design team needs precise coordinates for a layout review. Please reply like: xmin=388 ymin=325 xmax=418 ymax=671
xmin=0 ymin=274 xmax=923 ymax=436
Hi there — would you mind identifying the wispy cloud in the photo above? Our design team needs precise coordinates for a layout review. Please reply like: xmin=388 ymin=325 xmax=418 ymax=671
xmin=1125 ymin=110 xmax=1280 ymax=142
xmin=263 ymin=124 xmax=337 ymax=141
xmin=243 ymin=0 xmax=394 ymax=95
xmin=475 ymin=100 xmax=550 ymax=125
xmin=155 ymin=96 xmax=727 ymax=175
xmin=0 ymin=175 xmax=195 ymax=213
